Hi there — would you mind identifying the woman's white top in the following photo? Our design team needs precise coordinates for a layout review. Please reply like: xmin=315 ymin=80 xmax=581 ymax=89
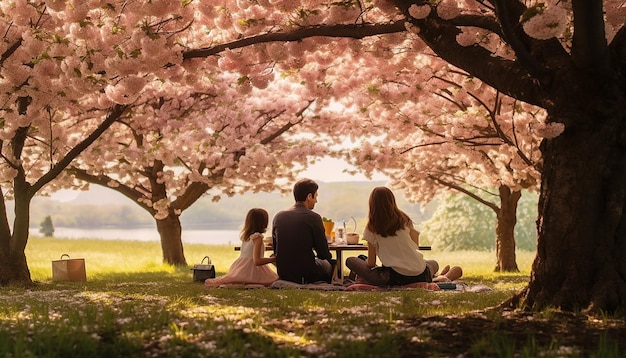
xmin=363 ymin=226 xmax=426 ymax=276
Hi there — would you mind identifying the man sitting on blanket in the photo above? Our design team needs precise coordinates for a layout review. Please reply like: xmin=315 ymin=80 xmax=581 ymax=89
xmin=272 ymin=178 xmax=336 ymax=284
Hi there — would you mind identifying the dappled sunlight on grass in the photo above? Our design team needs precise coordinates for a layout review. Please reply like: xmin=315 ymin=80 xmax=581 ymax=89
xmin=266 ymin=329 xmax=317 ymax=347
xmin=7 ymin=239 xmax=621 ymax=356
xmin=1 ymin=275 xmax=623 ymax=357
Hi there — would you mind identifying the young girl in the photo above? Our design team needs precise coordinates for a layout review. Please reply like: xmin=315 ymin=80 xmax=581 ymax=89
xmin=205 ymin=208 xmax=278 ymax=287
xmin=345 ymin=187 xmax=439 ymax=287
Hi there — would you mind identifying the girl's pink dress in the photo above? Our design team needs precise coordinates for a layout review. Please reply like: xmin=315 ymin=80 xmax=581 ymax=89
xmin=204 ymin=237 xmax=278 ymax=287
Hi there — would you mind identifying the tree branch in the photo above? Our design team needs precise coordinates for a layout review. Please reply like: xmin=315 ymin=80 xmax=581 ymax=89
xmin=0 ymin=38 xmax=22 ymax=66
xmin=571 ymin=0 xmax=610 ymax=71
xmin=493 ymin=0 xmax=546 ymax=77
xmin=68 ymin=168 xmax=155 ymax=214
xmin=392 ymin=0 xmax=567 ymax=107
xmin=429 ymin=174 xmax=501 ymax=213
xmin=172 ymin=180 xmax=211 ymax=211
xmin=465 ymin=91 xmax=538 ymax=170
xmin=450 ymin=14 xmax=503 ymax=37
xmin=183 ymin=22 xmax=407 ymax=59
xmin=414 ymin=17 xmax=546 ymax=106
xmin=260 ymin=100 xmax=314 ymax=144
xmin=30 ymin=104 xmax=129 ymax=197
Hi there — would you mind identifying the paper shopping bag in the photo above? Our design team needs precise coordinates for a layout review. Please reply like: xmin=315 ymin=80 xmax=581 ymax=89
xmin=52 ymin=254 xmax=87 ymax=282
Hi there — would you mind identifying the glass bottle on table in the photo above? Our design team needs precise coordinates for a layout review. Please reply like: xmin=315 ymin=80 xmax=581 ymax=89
xmin=335 ymin=221 xmax=346 ymax=244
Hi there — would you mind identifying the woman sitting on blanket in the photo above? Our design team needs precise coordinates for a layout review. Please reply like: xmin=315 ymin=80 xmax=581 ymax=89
xmin=205 ymin=208 xmax=278 ymax=287
xmin=346 ymin=187 xmax=461 ymax=287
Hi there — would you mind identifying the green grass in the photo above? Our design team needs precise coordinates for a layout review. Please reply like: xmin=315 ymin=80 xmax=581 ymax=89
xmin=0 ymin=237 xmax=619 ymax=357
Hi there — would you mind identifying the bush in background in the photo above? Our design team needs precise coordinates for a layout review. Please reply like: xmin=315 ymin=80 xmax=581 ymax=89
xmin=420 ymin=190 xmax=538 ymax=251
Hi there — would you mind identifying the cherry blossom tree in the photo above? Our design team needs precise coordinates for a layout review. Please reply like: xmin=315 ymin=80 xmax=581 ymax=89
xmin=1 ymin=0 xmax=335 ymax=283
xmin=0 ymin=1 xmax=141 ymax=284
xmin=2 ymin=1 xmax=210 ymax=283
xmin=0 ymin=2 xmax=237 ymax=282
xmin=343 ymin=79 xmax=545 ymax=272
xmin=67 ymin=75 xmax=328 ymax=265
xmin=185 ymin=0 xmax=625 ymax=312
xmin=389 ymin=0 xmax=626 ymax=314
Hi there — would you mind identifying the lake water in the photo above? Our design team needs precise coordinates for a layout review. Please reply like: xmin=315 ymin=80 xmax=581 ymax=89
xmin=30 ymin=227 xmax=241 ymax=246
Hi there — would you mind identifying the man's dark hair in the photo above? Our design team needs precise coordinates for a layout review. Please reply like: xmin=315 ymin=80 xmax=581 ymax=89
xmin=293 ymin=178 xmax=318 ymax=202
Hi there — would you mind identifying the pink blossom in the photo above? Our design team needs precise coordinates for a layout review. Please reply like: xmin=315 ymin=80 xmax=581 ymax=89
xmin=45 ymin=0 xmax=67 ymax=12
xmin=144 ymin=0 xmax=179 ymax=17
xmin=522 ymin=4 xmax=569 ymax=40
xmin=405 ymin=22 xmax=421 ymax=34
xmin=437 ymin=0 xmax=460 ymax=20
xmin=250 ymin=73 xmax=273 ymax=89
xmin=197 ymin=3 xmax=217 ymax=19
xmin=7 ymin=0 xmax=37 ymax=26
xmin=214 ymin=11 xmax=233 ymax=30
xmin=236 ymin=0 xmax=253 ymax=9
xmin=104 ymin=77 xmax=146 ymax=104
xmin=373 ymin=0 xmax=399 ymax=15
xmin=408 ymin=5 xmax=431 ymax=19
xmin=535 ymin=122 xmax=565 ymax=139
xmin=218 ymin=55 xmax=239 ymax=71
xmin=2 ymin=63 xmax=30 ymax=86
xmin=456 ymin=29 xmax=477 ymax=47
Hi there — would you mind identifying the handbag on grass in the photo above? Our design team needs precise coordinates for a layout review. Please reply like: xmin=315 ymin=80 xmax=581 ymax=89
xmin=191 ymin=256 xmax=216 ymax=282
xmin=52 ymin=254 xmax=87 ymax=282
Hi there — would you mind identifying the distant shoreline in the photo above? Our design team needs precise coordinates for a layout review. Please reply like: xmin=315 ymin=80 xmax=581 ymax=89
xmin=29 ymin=227 xmax=241 ymax=246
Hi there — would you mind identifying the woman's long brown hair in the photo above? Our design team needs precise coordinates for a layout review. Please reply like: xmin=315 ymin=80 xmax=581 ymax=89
xmin=366 ymin=187 xmax=412 ymax=237
xmin=240 ymin=208 xmax=269 ymax=241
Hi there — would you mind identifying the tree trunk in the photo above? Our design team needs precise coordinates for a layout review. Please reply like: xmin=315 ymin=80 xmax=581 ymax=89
xmin=155 ymin=213 xmax=187 ymax=266
xmin=70 ymin=165 xmax=196 ymax=267
xmin=510 ymin=103 xmax=626 ymax=312
xmin=0 ymin=250 xmax=32 ymax=285
xmin=494 ymin=187 xmax=521 ymax=272
xmin=0 ymin=193 xmax=33 ymax=286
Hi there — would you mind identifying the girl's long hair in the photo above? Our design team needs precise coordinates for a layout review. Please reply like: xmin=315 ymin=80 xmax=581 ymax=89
xmin=240 ymin=208 xmax=269 ymax=241
xmin=366 ymin=187 xmax=412 ymax=237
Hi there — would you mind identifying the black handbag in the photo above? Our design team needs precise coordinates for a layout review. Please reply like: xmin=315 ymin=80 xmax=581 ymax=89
xmin=191 ymin=256 xmax=216 ymax=282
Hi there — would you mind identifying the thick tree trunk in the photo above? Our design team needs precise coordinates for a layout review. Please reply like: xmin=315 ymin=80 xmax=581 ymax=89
xmin=155 ymin=213 xmax=187 ymax=266
xmin=0 ymin=250 xmax=32 ymax=285
xmin=510 ymin=103 xmax=626 ymax=312
xmin=494 ymin=187 xmax=521 ymax=272
xmin=0 ymin=194 xmax=33 ymax=286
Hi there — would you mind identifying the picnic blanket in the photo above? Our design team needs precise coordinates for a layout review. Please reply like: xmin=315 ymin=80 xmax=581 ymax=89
xmin=270 ymin=280 xmax=348 ymax=291
xmin=346 ymin=282 xmax=441 ymax=291
xmin=346 ymin=282 xmax=494 ymax=292
xmin=270 ymin=280 xmax=443 ymax=291
xmin=208 ymin=280 xmax=493 ymax=292
xmin=208 ymin=284 xmax=269 ymax=289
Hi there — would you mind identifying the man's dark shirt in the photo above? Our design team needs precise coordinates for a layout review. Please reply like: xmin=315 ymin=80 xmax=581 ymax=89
xmin=272 ymin=203 xmax=332 ymax=283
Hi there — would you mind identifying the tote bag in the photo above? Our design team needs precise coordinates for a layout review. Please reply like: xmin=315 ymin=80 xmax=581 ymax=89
xmin=191 ymin=256 xmax=215 ymax=282
xmin=52 ymin=254 xmax=87 ymax=282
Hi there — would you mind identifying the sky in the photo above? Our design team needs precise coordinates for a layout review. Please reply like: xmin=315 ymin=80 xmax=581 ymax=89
xmin=50 ymin=157 xmax=388 ymax=202
xmin=300 ymin=157 xmax=388 ymax=182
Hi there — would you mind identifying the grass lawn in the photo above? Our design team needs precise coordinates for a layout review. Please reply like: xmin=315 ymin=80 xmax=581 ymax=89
xmin=0 ymin=237 xmax=623 ymax=357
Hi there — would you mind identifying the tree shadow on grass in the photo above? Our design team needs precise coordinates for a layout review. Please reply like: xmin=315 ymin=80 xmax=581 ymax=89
xmin=33 ymin=266 xmax=206 ymax=292
xmin=400 ymin=309 xmax=626 ymax=357
xmin=90 ymin=266 xmax=195 ymax=282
